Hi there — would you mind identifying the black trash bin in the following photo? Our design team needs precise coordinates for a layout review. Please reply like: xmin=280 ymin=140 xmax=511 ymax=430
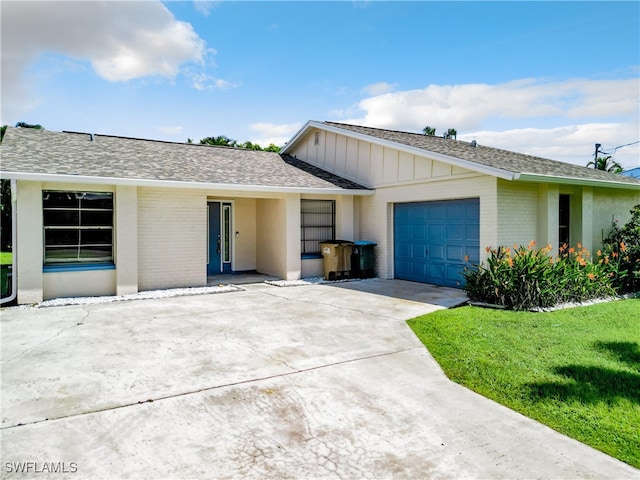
xmin=352 ymin=241 xmax=377 ymax=278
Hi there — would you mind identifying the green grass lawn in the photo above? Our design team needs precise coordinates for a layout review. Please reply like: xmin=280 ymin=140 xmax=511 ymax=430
xmin=407 ymin=299 xmax=640 ymax=468
xmin=0 ymin=251 xmax=12 ymax=265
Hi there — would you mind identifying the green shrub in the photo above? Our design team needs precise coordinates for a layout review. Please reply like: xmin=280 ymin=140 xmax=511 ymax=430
xmin=464 ymin=241 xmax=618 ymax=311
xmin=602 ymin=205 xmax=640 ymax=293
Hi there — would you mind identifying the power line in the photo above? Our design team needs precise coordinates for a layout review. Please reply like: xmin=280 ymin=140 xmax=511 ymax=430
xmin=600 ymin=140 xmax=640 ymax=155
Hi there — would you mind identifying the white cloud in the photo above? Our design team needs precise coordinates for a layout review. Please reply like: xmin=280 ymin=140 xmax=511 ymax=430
xmin=348 ymin=78 xmax=639 ymax=131
xmin=158 ymin=126 xmax=184 ymax=136
xmin=1 ymin=0 xmax=207 ymax=122
xmin=193 ymin=1 xmax=221 ymax=16
xmin=340 ymin=77 xmax=639 ymax=169
xmin=249 ymin=122 xmax=303 ymax=148
xmin=460 ymin=124 xmax=640 ymax=171
xmin=188 ymin=72 xmax=239 ymax=91
xmin=362 ymin=82 xmax=395 ymax=96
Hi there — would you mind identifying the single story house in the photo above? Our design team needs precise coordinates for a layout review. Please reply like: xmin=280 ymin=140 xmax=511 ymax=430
xmin=1 ymin=122 xmax=639 ymax=304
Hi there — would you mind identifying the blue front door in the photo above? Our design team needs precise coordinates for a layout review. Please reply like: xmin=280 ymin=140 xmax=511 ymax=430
xmin=207 ymin=202 xmax=233 ymax=275
xmin=208 ymin=202 xmax=221 ymax=275
xmin=394 ymin=198 xmax=479 ymax=288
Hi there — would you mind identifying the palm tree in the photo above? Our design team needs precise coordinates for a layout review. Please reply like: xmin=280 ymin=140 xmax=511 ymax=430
xmin=422 ymin=126 xmax=436 ymax=136
xmin=200 ymin=135 xmax=237 ymax=147
xmin=445 ymin=128 xmax=457 ymax=140
xmin=587 ymin=155 xmax=623 ymax=174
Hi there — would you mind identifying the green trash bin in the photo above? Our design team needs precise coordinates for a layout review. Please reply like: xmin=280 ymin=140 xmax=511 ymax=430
xmin=352 ymin=241 xmax=377 ymax=278
xmin=319 ymin=240 xmax=353 ymax=280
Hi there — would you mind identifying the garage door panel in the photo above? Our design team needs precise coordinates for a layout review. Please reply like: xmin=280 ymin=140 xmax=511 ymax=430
xmin=396 ymin=224 xmax=411 ymax=239
xmin=427 ymin=244 xmax=445 ymax=261
xmin=394 ymin=198 xmax=479 ymax=288
xmin=412 ymin=262 xmax=427 ymax=277
xmin=408 ymin=206 xmax=425 ymax=221
xmin=447 ymin=245 xmax=464 ymax=262
xmin=395 ymin=261 xmax=412 ymax=278
xmin=465 ymin=224 xmax=480 ymax=242
xmin=412 ymin=224 xmax=426 ymax=240
xmin=446 ymin=203 xmax=465 ymax=219
xmin=445 ymin=263 xmax=465 ymax=282
xmin=428 ymin=224 xmax=445 ymax=241
xmin=446 ymin=224 xmax=463 ymax=241
xmin=465 ymin=245 xmax=480 ymax=263
xmin=428 ymin=263 xmax=445 ymax=280
xmin=428 ymin=204 xmax=446 ymax=220
xmin=411 ymin=244 xmax=426 ymax=259
xmin=396 ymin=242 xmax=411 ymax=257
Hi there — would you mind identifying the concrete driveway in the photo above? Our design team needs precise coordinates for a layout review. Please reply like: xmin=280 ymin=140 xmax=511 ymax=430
xmin=0 ymin=279 xmax=636 ymax=479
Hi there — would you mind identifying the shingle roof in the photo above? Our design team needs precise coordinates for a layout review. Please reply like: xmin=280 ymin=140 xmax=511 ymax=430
xmin=322 ymin=122 xmax=640 ymax=187
xmin=0 ymin=127 xmax=369 ymax=192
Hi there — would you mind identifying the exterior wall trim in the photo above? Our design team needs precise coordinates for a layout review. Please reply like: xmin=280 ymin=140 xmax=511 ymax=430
xmin=2 ymin=171 xmax=374 ymax=196
xmin=518 ymin=173 xmax=640 ymax=190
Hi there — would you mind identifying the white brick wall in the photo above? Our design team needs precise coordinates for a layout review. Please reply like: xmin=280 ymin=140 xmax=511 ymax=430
xmin=496 ymin=180 xmax=539 ymax=247
xmin=592 ymin=187 xmax=640 ymax=248
xmin=137 ymin=187 xmax=206 ymax=291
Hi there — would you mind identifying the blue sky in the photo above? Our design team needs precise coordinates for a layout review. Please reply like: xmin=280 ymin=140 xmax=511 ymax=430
xmin=2 ymin=1 xmax=639 ymax=168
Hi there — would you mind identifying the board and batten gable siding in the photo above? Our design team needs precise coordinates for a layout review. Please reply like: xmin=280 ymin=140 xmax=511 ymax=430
xmin=290 ymin=129 xmax=477 ymax=188
xmin=358 ymin=176 xmax=498 ymax=280
xmin=137 ymin=187 xmax=206 ymax=291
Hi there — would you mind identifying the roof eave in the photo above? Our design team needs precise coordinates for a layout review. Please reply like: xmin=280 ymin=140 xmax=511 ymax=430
xmin=1 ymin=172 xmax=374 ymax=196
xmin=283 ymin=121 xmax=518 ymax=181
xmin=517 ymin=173 xmax=640 ymax=190
xmin=281 ymin=120 xmax=317 ymax=154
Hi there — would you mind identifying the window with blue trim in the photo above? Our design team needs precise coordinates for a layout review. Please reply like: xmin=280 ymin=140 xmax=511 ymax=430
xmin=43 ymin=191 xmax=114 ymax=265
xmin=301 ymin=199 xmax=335 ymax=256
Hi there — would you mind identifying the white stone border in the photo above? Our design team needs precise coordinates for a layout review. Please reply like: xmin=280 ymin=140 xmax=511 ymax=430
xmin=32 ymin=284 xmax=244 ymax=308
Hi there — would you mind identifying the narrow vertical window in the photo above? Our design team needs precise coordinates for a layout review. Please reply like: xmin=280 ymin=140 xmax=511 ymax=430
xmin=301 ymin=200 xmax=335 ymax=256
xmin=559 ymin=194 xmax=570 ymax=248
xmin=314 ymin=131 xmax=320 ymax=145
xmin=222 ymin=203 xmax=231 ymax=263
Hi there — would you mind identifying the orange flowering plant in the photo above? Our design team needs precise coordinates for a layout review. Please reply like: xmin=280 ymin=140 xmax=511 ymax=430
xmin=463 ymin=241 xmax=617 ymax=311
xmin=463 ymin=205 xmax=640 ymax=310
xmin=601 ymin=205 xmax=640 ymax=293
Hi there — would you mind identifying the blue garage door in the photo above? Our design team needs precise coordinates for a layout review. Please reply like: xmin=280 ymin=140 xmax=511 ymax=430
xmin=394 ymin=198 xmax=480 ymax=288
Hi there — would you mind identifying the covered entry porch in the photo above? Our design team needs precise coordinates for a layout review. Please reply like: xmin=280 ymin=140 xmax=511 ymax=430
xmin=202 ymin=191 xmax=359 ymax=286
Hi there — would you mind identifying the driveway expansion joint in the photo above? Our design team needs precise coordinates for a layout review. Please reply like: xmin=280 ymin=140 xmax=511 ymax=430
xmin=0 ymin=347 xmax=424 ymax=431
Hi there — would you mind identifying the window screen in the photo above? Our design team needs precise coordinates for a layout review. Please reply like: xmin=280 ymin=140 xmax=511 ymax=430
xmin=43 ymin=191 xmax=114 ymax=264
xmin=301 ymin=200 xmax=335 ymax=255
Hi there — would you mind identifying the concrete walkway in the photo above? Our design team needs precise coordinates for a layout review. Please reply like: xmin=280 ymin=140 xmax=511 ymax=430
xmin=0 ymin=279 xmax=636 ymax=479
